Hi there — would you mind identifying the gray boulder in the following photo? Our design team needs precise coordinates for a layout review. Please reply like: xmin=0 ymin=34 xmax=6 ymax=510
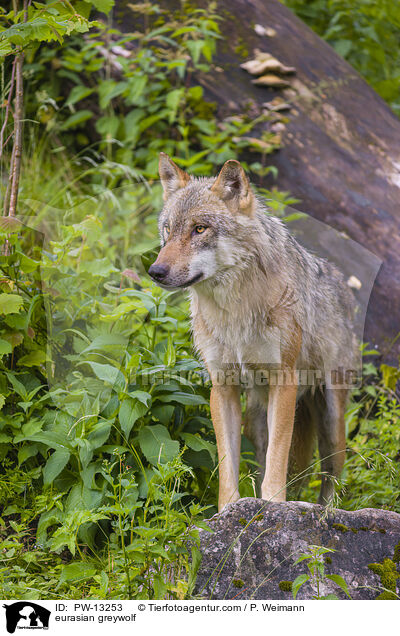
xmin=194 ymin=498 xmax=400 ymax=600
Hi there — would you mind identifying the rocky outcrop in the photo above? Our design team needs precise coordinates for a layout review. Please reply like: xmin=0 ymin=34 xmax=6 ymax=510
xmin=195 ymin=498 xmax=400 ymax=600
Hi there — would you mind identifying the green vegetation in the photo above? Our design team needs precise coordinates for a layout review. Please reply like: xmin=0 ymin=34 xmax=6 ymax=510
xmin=283 ymin=0 xmax=400 ymax=115
xmin=292 ymin=545 xmax=351 ymax=600
xmin=368 ymin=542 xmax=400 ymax=600
xmin=278 ymin=580 xmax=293 ymax=592
xmin=0 ymin=0 xmax=399 ymax=600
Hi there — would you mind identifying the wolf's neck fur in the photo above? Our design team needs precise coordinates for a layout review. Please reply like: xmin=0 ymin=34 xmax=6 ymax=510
xmin=189 ymin=208 xmax=298 ymax=334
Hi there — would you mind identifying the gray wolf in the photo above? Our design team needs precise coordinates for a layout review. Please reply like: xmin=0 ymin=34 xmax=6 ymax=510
xmin=149 ymin=152 xmax=357 ymax=511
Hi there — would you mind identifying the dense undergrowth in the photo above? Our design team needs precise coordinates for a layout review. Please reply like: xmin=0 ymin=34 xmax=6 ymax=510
xmin=0 ymin=0 xmax=399 ymax=600
xmin=284 ymin=0 xmax=400 ymax=115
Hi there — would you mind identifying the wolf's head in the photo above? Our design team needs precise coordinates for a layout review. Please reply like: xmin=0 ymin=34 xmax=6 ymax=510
xmin=148 ymin=153 xmax=256 ymax=289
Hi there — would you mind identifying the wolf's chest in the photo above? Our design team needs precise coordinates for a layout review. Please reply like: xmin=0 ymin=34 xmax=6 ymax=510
xmin=195 ymin=301 xmax=282 ymax=368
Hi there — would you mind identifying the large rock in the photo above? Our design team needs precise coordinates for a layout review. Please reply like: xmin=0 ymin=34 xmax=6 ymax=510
xmin=195 ymin=498 xmax=400 ymax=600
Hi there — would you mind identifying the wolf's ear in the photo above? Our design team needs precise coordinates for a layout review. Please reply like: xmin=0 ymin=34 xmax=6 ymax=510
xmin=211 ymin=160 xmax=255 ymax=217
xmin=159 ymin=152 xmax=190 ymax=201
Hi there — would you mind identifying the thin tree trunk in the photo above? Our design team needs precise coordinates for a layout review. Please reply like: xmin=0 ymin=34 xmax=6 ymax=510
xmin=7 ymin=49 xmax=24 ymax=217
xmin=4 ymin=0 xmax=28 ymax=218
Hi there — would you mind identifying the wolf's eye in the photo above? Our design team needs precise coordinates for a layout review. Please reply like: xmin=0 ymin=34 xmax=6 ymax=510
xmin=194 ymin=225 xmax=207 ymax=234
xmin=163 ymin=224 xmax=170 ymax=240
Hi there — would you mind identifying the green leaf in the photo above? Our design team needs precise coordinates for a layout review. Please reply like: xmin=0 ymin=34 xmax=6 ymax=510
xmin=326 ymin=574 xmax=351 ymax=598
xmin=43 ymin=449 xmax=70 ymax=485
xmin=163 ymin=333 xmax=176 ymax=367
xmin=151 ymin=405 xmax=174 ymax=425
xmin=181 ymin=432 xmax=216 ymax=461
xmin=80 ymin=257 xmax=118 ymax=277
xmin=188 ymin=86 xmax=203 ymax=101
xmin=37 ymin=510 xmax=63 ymax=546
xmin=138 ymin=424 xmax=180 ymax=465
xmin=5 ymin=372 xmax=27 ymax=399
xmin=95 ymin=114 xmax=120 ymax=138
xmin=87 ymin=422 xmax=112 ymax=449
xmin=187 ymin=545 xmax=202 ymax=596
xmin=156 ymin=391 xmax=207 ymax=405
xmin=186 ymin=40 xmax=205 ymax=64
xmin=17 ymin=350 xmax=47 ymax=367
xmin=84 ymin=0 xmax=115 ymax=15
xmin=322 ymin=593 xmax=339 ymax=600
xmin=292 ymin=573 xmax=309 ymax=600
xmin=333 ymin=39 xmax=353 ymax=57
xmin=153 ymin=573 xmax=167 ymax=598
xmin=98 ymin=80 xmax=128 ymax=109
xmin=16 ymin=252 xmax=40 ymax=273
xmin=59 ymin=562 xmax=97 ymax=585
xmin=166 ymin=88 xmax=184 ymax=124
xmin=60 ymin=110 xmax=93 ymax=130
xmin=172 ymin=27 xmax=197 ymax=37
xmin=128 ymin=390 xmax=152 ymax=406
xmin=119 ymin=397 xmax=148 ymax=439
xmin=0 ymin=40 xmax=13 ymax=59
xmin=126 ymin=77 xmax=147 ymax=107
xmin=81 ymin=334 xmax=128 ymax=354
xmin=84 ymin=362 xmax=125 ymax=389
xmin=0 ymin=294 xmax=23 ymax=315
xmin=18 ymin=443 xmax=39 ymax=465
xmin=65 ymin=85 xmax=94 ymax=107
xmin=78 ymin=438 xmax=93 ymax=469
xmin=16 ymin=431 xmax=71 ymax=452
xmin=380 ymin=364 xmax=400 ymax=391
xmin=0 ymin=339 xmax=12 ymax=356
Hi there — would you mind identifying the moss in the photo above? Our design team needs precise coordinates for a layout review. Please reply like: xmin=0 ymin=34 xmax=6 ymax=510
xmin=393 ymin=541 xmax=400 ymax=564
xmin=378 ymin=528 xmax=387 ymax=534
xmin=278 ymin=580 xmax=293 ymax=592
xmin=379 ymin=559 xmax=398 ymax=591
xmin=239 ymin=514 xmax=263 ymax=527
xmin=324 ymin=556 xmax=332 ymax=564
xmin=368 ymin=563 xmax=382 ymax=576
xmin=232 ymin=578 xmax=245 ymax=589
xmin=368 ymin=557 xmax=399 ymax=599
xmin=351 ymin=527 xmax=359 ymax=533
xmin=234 ymin=37 xmax=249 ymax=59
xmin=332 ymin=523 xmax=349 ymax=533
xmin=360 ymin=526 xmax=368 ymax=531
xmin=301 ymin=510 xmax=307 ymax=516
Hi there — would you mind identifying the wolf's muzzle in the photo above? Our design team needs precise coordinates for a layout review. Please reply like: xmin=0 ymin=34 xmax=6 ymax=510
xmin=148 ymin=263 xmax=170 ymax=282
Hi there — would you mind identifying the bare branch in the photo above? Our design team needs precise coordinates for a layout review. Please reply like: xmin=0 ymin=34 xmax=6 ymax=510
xmin=7 ymin=50 xmax=24 ymax=217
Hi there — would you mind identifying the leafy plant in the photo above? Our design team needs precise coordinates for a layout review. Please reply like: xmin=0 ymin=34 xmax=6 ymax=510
xmin=283 ymin=0 xmax=400 ymax=115
xmin=292 ymin=545 xmax=351 ymax=600
xmin=1 ymin=0 xmax=399 ymax=602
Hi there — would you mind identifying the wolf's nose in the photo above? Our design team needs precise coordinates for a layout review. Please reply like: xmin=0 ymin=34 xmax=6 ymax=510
xmin=148 ymin=263 xmax=170 ymax=281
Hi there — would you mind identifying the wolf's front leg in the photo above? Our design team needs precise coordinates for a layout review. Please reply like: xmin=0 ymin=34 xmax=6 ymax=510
xmin=261 ymin=383 xmax=297 ymax=502
xmin=210 ymin=384 xmax=242 ymax=511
